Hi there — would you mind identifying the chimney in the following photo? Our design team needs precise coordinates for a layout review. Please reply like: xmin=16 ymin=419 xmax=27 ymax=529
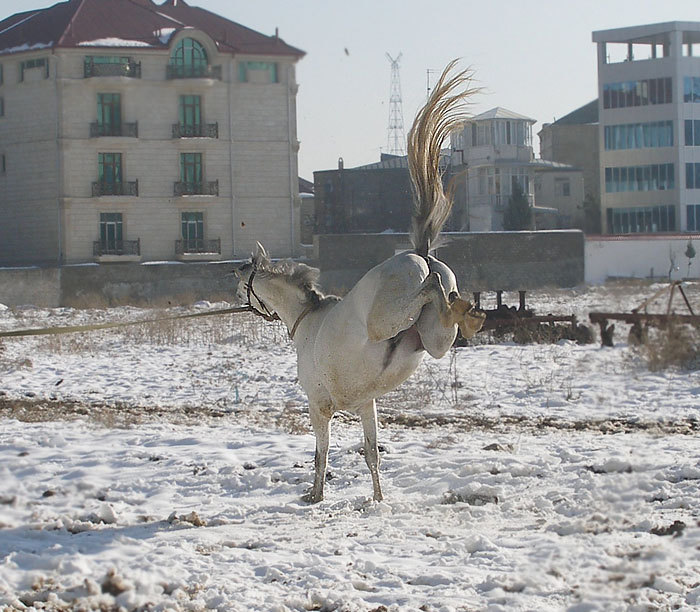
xmin=338 ymin=157 xmax=344 ymax=170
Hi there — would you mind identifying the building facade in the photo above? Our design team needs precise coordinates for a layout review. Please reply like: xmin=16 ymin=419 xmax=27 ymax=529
xmin=593 ymin=21 xmax=700 ymax=235
xmin=0 ymin=0 xmax=304 ymax=266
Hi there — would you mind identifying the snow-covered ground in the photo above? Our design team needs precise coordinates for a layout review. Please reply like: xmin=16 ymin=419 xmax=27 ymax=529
xmin=0 ymin=281 xmax=699 ymax=611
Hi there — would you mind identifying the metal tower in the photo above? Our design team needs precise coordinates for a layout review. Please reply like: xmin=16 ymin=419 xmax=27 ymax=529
xmin=385 ymin=53 xmax=406 ymax=156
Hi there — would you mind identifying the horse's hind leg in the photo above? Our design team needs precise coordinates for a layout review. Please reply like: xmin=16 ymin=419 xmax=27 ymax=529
xmin=360 ymin=400 xmax=383 ymax=501
xmin=304 ymin=403 xmax=331 ymax=503
xmin=366 ymin=271 xmax=450 ymax=343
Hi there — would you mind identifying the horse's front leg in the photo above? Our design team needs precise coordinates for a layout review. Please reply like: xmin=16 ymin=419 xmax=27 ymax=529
xmin=304 ymin=403 xmax=331 ymax=504
xmin=360 ymin=400 xmax=383 ymax=502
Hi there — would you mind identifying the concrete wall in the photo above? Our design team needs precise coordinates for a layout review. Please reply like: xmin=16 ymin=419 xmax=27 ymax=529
xmin=0 ymin=261 xmax=236 ymax=308
xmin=585 ymin=233 xmax=700 ymax=283
xmin=315 ymin=231 xmax=585 ymax=293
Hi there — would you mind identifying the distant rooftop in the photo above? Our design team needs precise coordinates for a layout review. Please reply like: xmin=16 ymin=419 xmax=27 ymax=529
xmin=471 ymin=107 xmax=536 ymax=123
xmin=0 ymin=0 xmax=305 ymax=57
xmin=592 ymin=21 xmax=700 ymax=45
xmin=553 ymin=99 xmax=599 ymax=126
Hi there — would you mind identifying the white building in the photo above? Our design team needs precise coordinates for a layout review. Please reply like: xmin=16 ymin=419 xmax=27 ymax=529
xmin=449 ymin=107 xmax=583 ymax=231
xmin=0 ymin=0 xmax=305 ymax=266
xmin=593 ymin=21 xmax=700 ymax=235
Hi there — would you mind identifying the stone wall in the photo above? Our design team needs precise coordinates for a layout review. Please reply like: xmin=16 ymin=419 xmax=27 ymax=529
xmin=314 ymin=231 xmax=585 ymax=293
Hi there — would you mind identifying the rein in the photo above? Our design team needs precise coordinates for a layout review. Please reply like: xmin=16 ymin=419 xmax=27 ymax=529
xmin=245 ymin=267 xmax=313 ymax=340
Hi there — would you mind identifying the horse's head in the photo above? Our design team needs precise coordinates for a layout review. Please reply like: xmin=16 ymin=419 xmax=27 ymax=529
xmin=233 ymin=242 xmax=272 ymax=308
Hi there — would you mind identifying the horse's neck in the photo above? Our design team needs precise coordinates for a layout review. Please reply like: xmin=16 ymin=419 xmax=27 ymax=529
xmin=257 ymin=278 xmax=310 ymax=331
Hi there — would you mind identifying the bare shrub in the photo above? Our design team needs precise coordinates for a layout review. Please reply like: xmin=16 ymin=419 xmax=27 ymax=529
xmin=636 ymin=323 xmax=700 ymax=371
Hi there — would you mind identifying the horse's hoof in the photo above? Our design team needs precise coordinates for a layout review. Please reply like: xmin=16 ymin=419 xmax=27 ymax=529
xmin=301 ymin=491 xmax=323 ymax=504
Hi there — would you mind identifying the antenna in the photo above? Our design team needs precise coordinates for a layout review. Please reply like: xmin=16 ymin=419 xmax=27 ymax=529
xmin=385 ymin=52 xmax=406 ymax=156
xmin=426 ymin=68 xmax=436 ymax=99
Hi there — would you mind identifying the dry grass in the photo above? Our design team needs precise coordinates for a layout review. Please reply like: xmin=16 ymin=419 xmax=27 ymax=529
xmin=635 ymin=323 xmax=700 ymax=371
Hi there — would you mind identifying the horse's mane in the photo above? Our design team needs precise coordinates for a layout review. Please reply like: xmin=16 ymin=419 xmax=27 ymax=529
xmin=407 ymin=60 xmax=479 ymax=258
xmin=254 ymin=258 xmax=341 ymax=307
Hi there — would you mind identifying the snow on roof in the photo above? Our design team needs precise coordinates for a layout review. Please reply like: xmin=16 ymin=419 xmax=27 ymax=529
xmin=77 ymin=38 xmax=154 ymax=48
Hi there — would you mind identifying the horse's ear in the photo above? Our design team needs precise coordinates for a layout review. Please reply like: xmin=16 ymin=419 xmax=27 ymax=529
xmin=253 ymin=241 xmax=269 ymax=264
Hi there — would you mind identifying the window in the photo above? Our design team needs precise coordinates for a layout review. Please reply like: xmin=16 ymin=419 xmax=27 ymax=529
xmin=84 ymin=56 xmax=139 ymax=78
xmin=179 ymin=95 xmax=201 ymax=135
xmin=607 ymin=205 xmax=676 ymax=234
xmin=99 ymin=213 xmax=123 ymax=252
xmin=603 ymin=77 xmax=671 ymax=109
xmin=685 ymin=120 xmax=700 ymax=146
xmin=180 ymin=152 xmax=202 ymax=189
xmin=169 ymin=38 xmax=208 ymax=78
xmin=605 ymin=163 xmax=674 ymax=192
xmin=97 ymin=93 xmax=121 ymax=136
xmin=687 ymin=163 xmax=700 ymax=189
xmin=238 ymin=61 xmax=278 ymax=83
xmin=181 ymin=211 xmax=204 ymax=251
xmin=688 ymin=205 xmax=700 ymax=231
xmin=98 ymin=153 xmax=122 ymax=188
xmin=19 ymin=57 xmax=48 ymax=81
xmin=604 ymin=121 xmax=673 ymax=150
xmin=684 ymin=77 xmax=700 ymax=103
xmin=0 ymin=97 xmax=4 ymax=117
xmin=555 ymin=179 xmax=571 ymax=197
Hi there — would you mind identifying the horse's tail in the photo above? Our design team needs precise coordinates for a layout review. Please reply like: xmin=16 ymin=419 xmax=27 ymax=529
xmin=407 ymin=60 xmax=478 ymax=258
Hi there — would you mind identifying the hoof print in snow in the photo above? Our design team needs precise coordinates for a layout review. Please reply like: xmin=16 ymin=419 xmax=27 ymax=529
xmin=482 ymin=442 xmax=514 ymax=452
xmin=169 ymin=510 xmax=206 ymax=527
xmin=442 ymin=489 xmax=498 ymax=506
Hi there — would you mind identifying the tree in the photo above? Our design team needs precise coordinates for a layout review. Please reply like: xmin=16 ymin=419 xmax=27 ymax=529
xmin=503 ymin=182 xmax=532 ymax=231
xmin=580 ymin=192 xmax=602 ymax=234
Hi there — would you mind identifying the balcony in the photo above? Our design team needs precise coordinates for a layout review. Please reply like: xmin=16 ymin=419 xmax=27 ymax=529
xmin=175 ymin=238 xmax=221 ymax=261
xmin=173 ymin=180 xmax=218 ymax=196
xmin=166 ymin=64 xmax=222 ymax=80
xmin=93 ymin=238 xmax=141 ymax=262
xmin=171 ymin=123 xmax=219 ymax=139
xmin=92 ymin=180 xmax=139 ymax=197
xmin=84 ymin=60 xmax=141 ymax=79
xmin=89 ymin=122 xmax=139 ymax=138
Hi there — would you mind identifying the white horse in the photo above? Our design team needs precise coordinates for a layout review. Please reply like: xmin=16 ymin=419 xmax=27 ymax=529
xmin=235 ymin=61 xmax=485 ymax=503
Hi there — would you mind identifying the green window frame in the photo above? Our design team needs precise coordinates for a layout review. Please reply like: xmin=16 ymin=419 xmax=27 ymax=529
xmin=179 ymin=95 xmax=201 ymax=131
xmin=181 ymin=211 xmax=204 ymax=240
xmin=19 ymin=57 xmax=49 ymax=81
xmin=170 ymin=38 xmax=208 ymax=78
xmin=98 ymin=153 xmax=122 ymax=185
xmin=97 ymin=93 xmax=121 ymax=134
xmin=99 ymin=213 xmax=123 ymax=251
xmin=238 ymin=61 xmax=278 ymax=83
xmin=180 ymin=152 xmax=202 ymax=187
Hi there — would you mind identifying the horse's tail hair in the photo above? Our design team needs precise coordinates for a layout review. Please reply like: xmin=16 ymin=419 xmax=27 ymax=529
xmin=407 ymin=60 xmax=478 ymax=258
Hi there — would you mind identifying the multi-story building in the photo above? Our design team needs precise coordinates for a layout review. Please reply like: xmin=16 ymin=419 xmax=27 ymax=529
xmin=0 ymin=0 xmax=304 ymax=266
xmin=449 ymin=107 xmax=583 ymax=231
xmin=593 ymin=21 xmax=700 ymax=234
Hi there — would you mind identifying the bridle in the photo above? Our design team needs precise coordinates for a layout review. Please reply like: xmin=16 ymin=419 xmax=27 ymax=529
xmin=244 ymin=265 xmax=313 ymax=340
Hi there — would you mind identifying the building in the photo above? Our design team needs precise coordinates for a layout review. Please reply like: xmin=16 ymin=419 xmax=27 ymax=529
xmin=449 ymin=107 xmax=584 ymax=231
xmin=593 ymin=21 xmax=700 ymax=235
xmin=539 ymin=99 xmax=600 ymax=208
xmin=313 ymin=155 xmax=416 ymax=235
xmin=0 ymin=0 xmax=304 ymax=266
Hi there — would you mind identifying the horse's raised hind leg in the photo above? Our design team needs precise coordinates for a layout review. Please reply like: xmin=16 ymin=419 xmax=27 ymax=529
xmin=360 ymin=401 xmax=383 ymax=502
xmin=366 ymin=271 xmax=450 ymax=343
xmin=304 ymin=404 xmax=331 ymax=503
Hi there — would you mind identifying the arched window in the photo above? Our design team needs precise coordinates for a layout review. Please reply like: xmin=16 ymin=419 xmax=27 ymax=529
xmin=169 ymin=37 xmax=208 ymax=78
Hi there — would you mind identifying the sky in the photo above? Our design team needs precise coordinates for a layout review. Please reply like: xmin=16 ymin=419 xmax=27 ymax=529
xmin=3 ymin=0 xmax=700 ymax=179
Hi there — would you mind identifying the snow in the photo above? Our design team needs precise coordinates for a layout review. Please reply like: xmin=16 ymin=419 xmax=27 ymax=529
xmin=0 ymin=41 xmax=52 ymax=55
xmin=156 ymin=27 xmax=178 ymax=44
xmin=77 ymin=39 xmax=154 ymax=48
xmin=1 ymin=281 xmax=699 ymax=611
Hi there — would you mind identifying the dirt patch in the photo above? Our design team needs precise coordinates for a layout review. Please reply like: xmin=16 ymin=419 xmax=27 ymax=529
xmin=1 ymin=396 xmax=697 ymax=436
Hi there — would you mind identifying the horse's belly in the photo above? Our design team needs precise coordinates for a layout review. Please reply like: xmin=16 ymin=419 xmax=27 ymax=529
xmin=318 ymin=328 xmax=425 ymax=408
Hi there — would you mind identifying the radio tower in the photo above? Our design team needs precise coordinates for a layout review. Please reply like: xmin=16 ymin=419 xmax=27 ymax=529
xmin=385 ymin=53 xmax=406 ymax=156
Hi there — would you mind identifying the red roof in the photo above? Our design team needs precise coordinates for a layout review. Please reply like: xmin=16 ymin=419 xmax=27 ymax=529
xmin=0 ymin=0 xmax=305 ymax=57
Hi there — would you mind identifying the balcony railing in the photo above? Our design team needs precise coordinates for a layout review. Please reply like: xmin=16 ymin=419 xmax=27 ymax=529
xmin=89 ymin=122 xmax=138 ymax=138
xmin=175 ymin=238 xmax=221 ymax=255
xmin=92 ymin=180 xmax=139 ymax=197
xmin=171 ymin=123 xmax=219 ymax=138
xmin=84 ymin=60 xmax=141 ymax=79
xmin=93 ymin=238 xmax=140 ymax=257
xmin=166 ymin=64 xmax=222 ymax=80
xmin=173 ymin=180 xmax=219 ymax=196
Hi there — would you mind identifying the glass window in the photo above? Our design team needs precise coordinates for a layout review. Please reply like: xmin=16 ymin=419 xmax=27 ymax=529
xmin=180 ymin=152 xmax=202 ymax=186
xmin=100 ymin=213 xmax=123 ymax=252
xmin=688 ymin=205 xmax=699 ymax=231
xmin=97 ymin=93 xmax=121 ymax=135
xmin=238 ymin=61 xmax=279 ymax=83
xmin=98 ymin=153 xmax=122 ymax=185
xmin=179 ymin=95 xmax=201 ymax=134
xmin=181 ymin=211 xmax=204 ymax=250
xmin=687 ymin=163 xmax=695 ymax=189
xmin=170 ymin=38 xmax=208 ymax=78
